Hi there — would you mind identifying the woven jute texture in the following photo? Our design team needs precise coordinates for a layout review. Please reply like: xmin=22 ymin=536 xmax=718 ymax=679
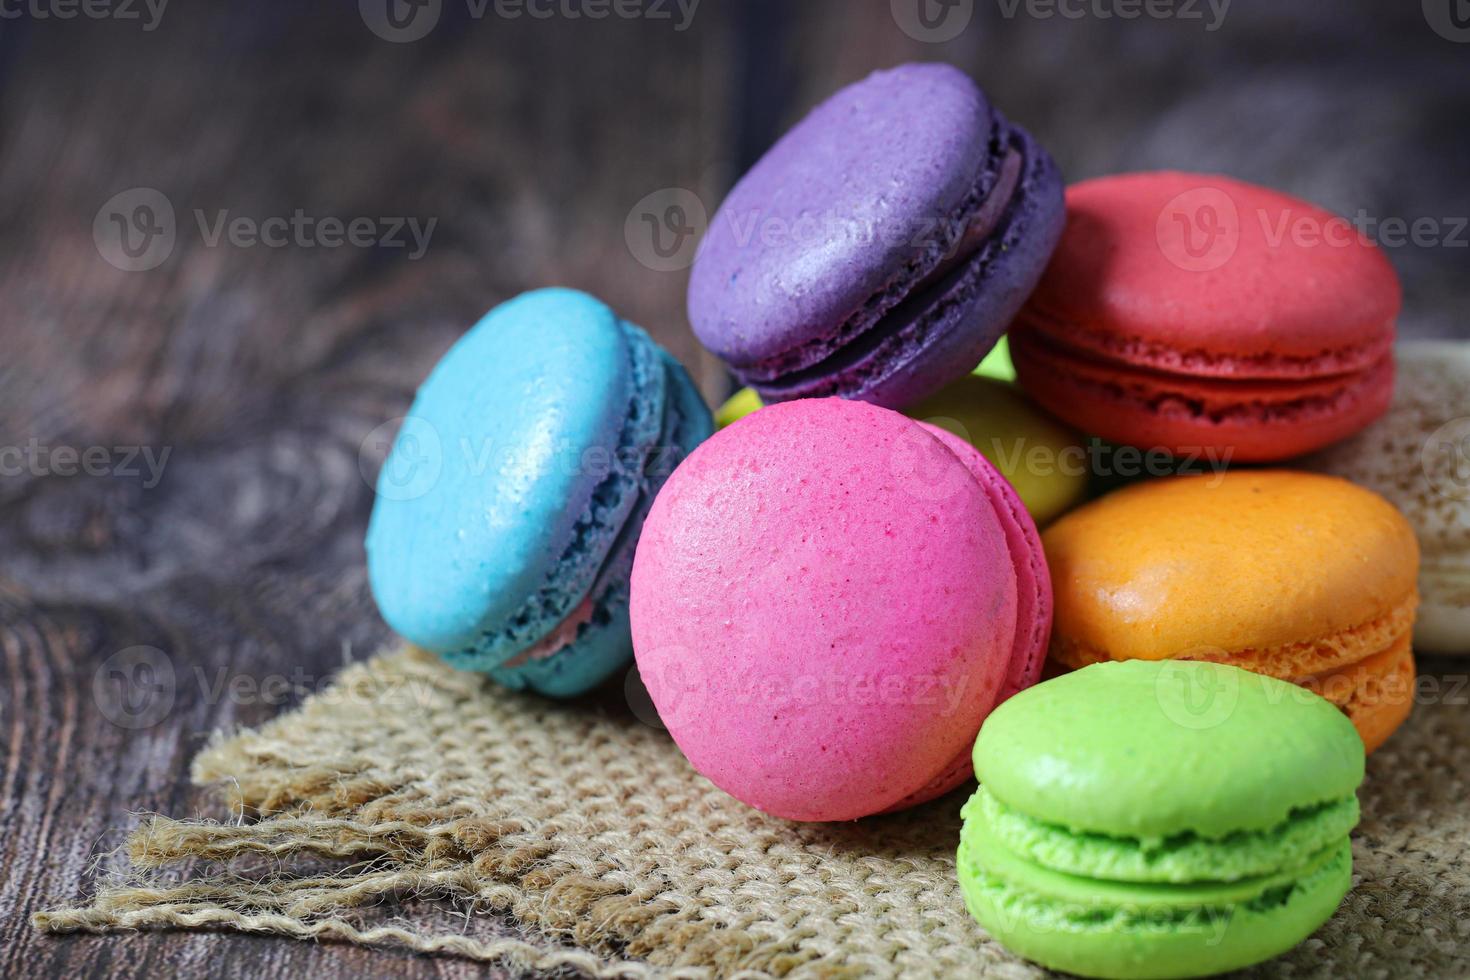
xmin=36 ymin=646 xmax=1470 ymax=977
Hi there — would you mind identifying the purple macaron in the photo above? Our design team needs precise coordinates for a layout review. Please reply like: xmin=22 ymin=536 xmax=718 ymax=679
xmin=688 ymin=63 xmax=1065 ymax=408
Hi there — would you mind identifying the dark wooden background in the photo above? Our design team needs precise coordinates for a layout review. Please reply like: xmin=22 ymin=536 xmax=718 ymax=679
xmin=2 ymin=2 xmax=1465 ymax=977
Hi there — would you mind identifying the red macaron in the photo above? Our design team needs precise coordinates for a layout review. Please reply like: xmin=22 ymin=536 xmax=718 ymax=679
xmin=1011 ymin=172 xmax=1400 ymax=462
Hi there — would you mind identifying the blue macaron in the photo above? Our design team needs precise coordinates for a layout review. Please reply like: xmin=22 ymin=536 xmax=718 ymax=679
xmin=365 ymin=288 xmax=713 ymax=696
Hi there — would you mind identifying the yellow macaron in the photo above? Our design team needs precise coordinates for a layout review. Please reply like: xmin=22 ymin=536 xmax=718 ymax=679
xmin=715 ymin=371 xmax=1087 ymax=527
xmin=907 ymin=375 xmax=1087 ymax=526
xmin=1043 ymin=470 xmax=1419 ymax=752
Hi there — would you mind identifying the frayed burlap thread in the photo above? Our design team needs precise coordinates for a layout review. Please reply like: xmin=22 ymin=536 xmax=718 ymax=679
xmin=35 ymin=646 xmax=1470 ymax=977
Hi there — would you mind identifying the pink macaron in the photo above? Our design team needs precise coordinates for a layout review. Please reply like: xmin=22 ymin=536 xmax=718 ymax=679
xmin=1011 ymin=172 xmax=1400 ymax=461
xmin=629 ymin=398 xmax=1050 ymax=821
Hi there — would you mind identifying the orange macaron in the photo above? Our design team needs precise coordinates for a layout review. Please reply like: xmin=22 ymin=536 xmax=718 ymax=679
xmin=1042 ymin=470 xmax=1419 ymax=751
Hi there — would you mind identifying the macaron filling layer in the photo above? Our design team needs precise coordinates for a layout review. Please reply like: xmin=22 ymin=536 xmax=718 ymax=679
xmin=959 ymin=824 xmax=1352 ymax=964
xmin=971 ymin=785 xmax=1360 ymax=884
xmin=959 ymin=793 xmax=1355 ymax=979
xmin=1012 ymin=325 xmax=1395 ymax=427
xmin=1052 ymin=594 xmax=1417 ymax=753
xmin=484 ymin=349 xmax=710 ymax=690
xmin=960 ymin=806 xmax=1350 ymax=929
xmin=443 ymin=321 xmax=679 ymax=673
xmin=1017 ymin=305 xmax=1396 ymax=381
xmin=739 ymin=120 xmax=1028 ymax=400
xmin=1054 ymin=591 xmax=1418 ymax=681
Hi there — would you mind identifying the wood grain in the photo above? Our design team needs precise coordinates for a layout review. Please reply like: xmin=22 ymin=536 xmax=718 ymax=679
xmin=1 ymin=1 xmax=1464 ymax=977
xmin=0 ymin=4 xmax=734 ymax=976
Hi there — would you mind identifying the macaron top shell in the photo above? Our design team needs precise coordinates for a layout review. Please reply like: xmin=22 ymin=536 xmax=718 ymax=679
xmin=973 ymin=660 xmax=1365 ymax=839
xmin=690 ymin=63 xmax=995 ymax=368
xmin=367 ymin=288 xmax=644 ymax=652
xmin=1042 ymin=471 xmax=1419 ymax=663
xmin=1026 ymin=172 xmax=1400 ymax=377
xmin=631 ymin=398 xmax=1018 ymax=821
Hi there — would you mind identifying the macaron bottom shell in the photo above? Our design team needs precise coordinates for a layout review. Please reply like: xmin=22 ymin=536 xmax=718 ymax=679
xmin=959 ymin=800 xmax=1353 ymax=979
xmin=486 ymin=579 xmax=633 ymax=698
xmin=1296 ymin=637 xmax=1415 ymax=754
xmin=1011 ymin=328 xmax=1395 ymax=463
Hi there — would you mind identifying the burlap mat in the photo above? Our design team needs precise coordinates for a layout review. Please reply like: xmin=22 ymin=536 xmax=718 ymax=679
xmin=35 ymin=646 xmax=1470 ymax=977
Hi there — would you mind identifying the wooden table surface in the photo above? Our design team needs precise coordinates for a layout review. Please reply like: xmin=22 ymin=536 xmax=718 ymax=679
xmin=2 ymin=2 xmax=1465 ymax=977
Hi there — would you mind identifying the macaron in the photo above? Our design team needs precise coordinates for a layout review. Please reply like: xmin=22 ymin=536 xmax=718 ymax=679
xmin=1011 ymin=172 xmax=1400 ymax=461
xmin=1042 ymin=470 xmax=1419 ymax=751
xmin=366 ymin=288 xmax=713 ymax=697
xmin=689 ymin=63 xmax=1064 ymax=409
xmin=1309 ymin=340 xmax=1470 ymax=654
xmin=630 ymin=398 xmax=1051 ymax=821
xmin=908 ymin=374 xmax=1089 ymax=526
xmin=959 ymin=659 xmax=1364 ymax=979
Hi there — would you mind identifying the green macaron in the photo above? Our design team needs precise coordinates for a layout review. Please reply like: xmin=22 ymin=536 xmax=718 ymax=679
xmin=958 ymin=659 xmax=1364 ymax=979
